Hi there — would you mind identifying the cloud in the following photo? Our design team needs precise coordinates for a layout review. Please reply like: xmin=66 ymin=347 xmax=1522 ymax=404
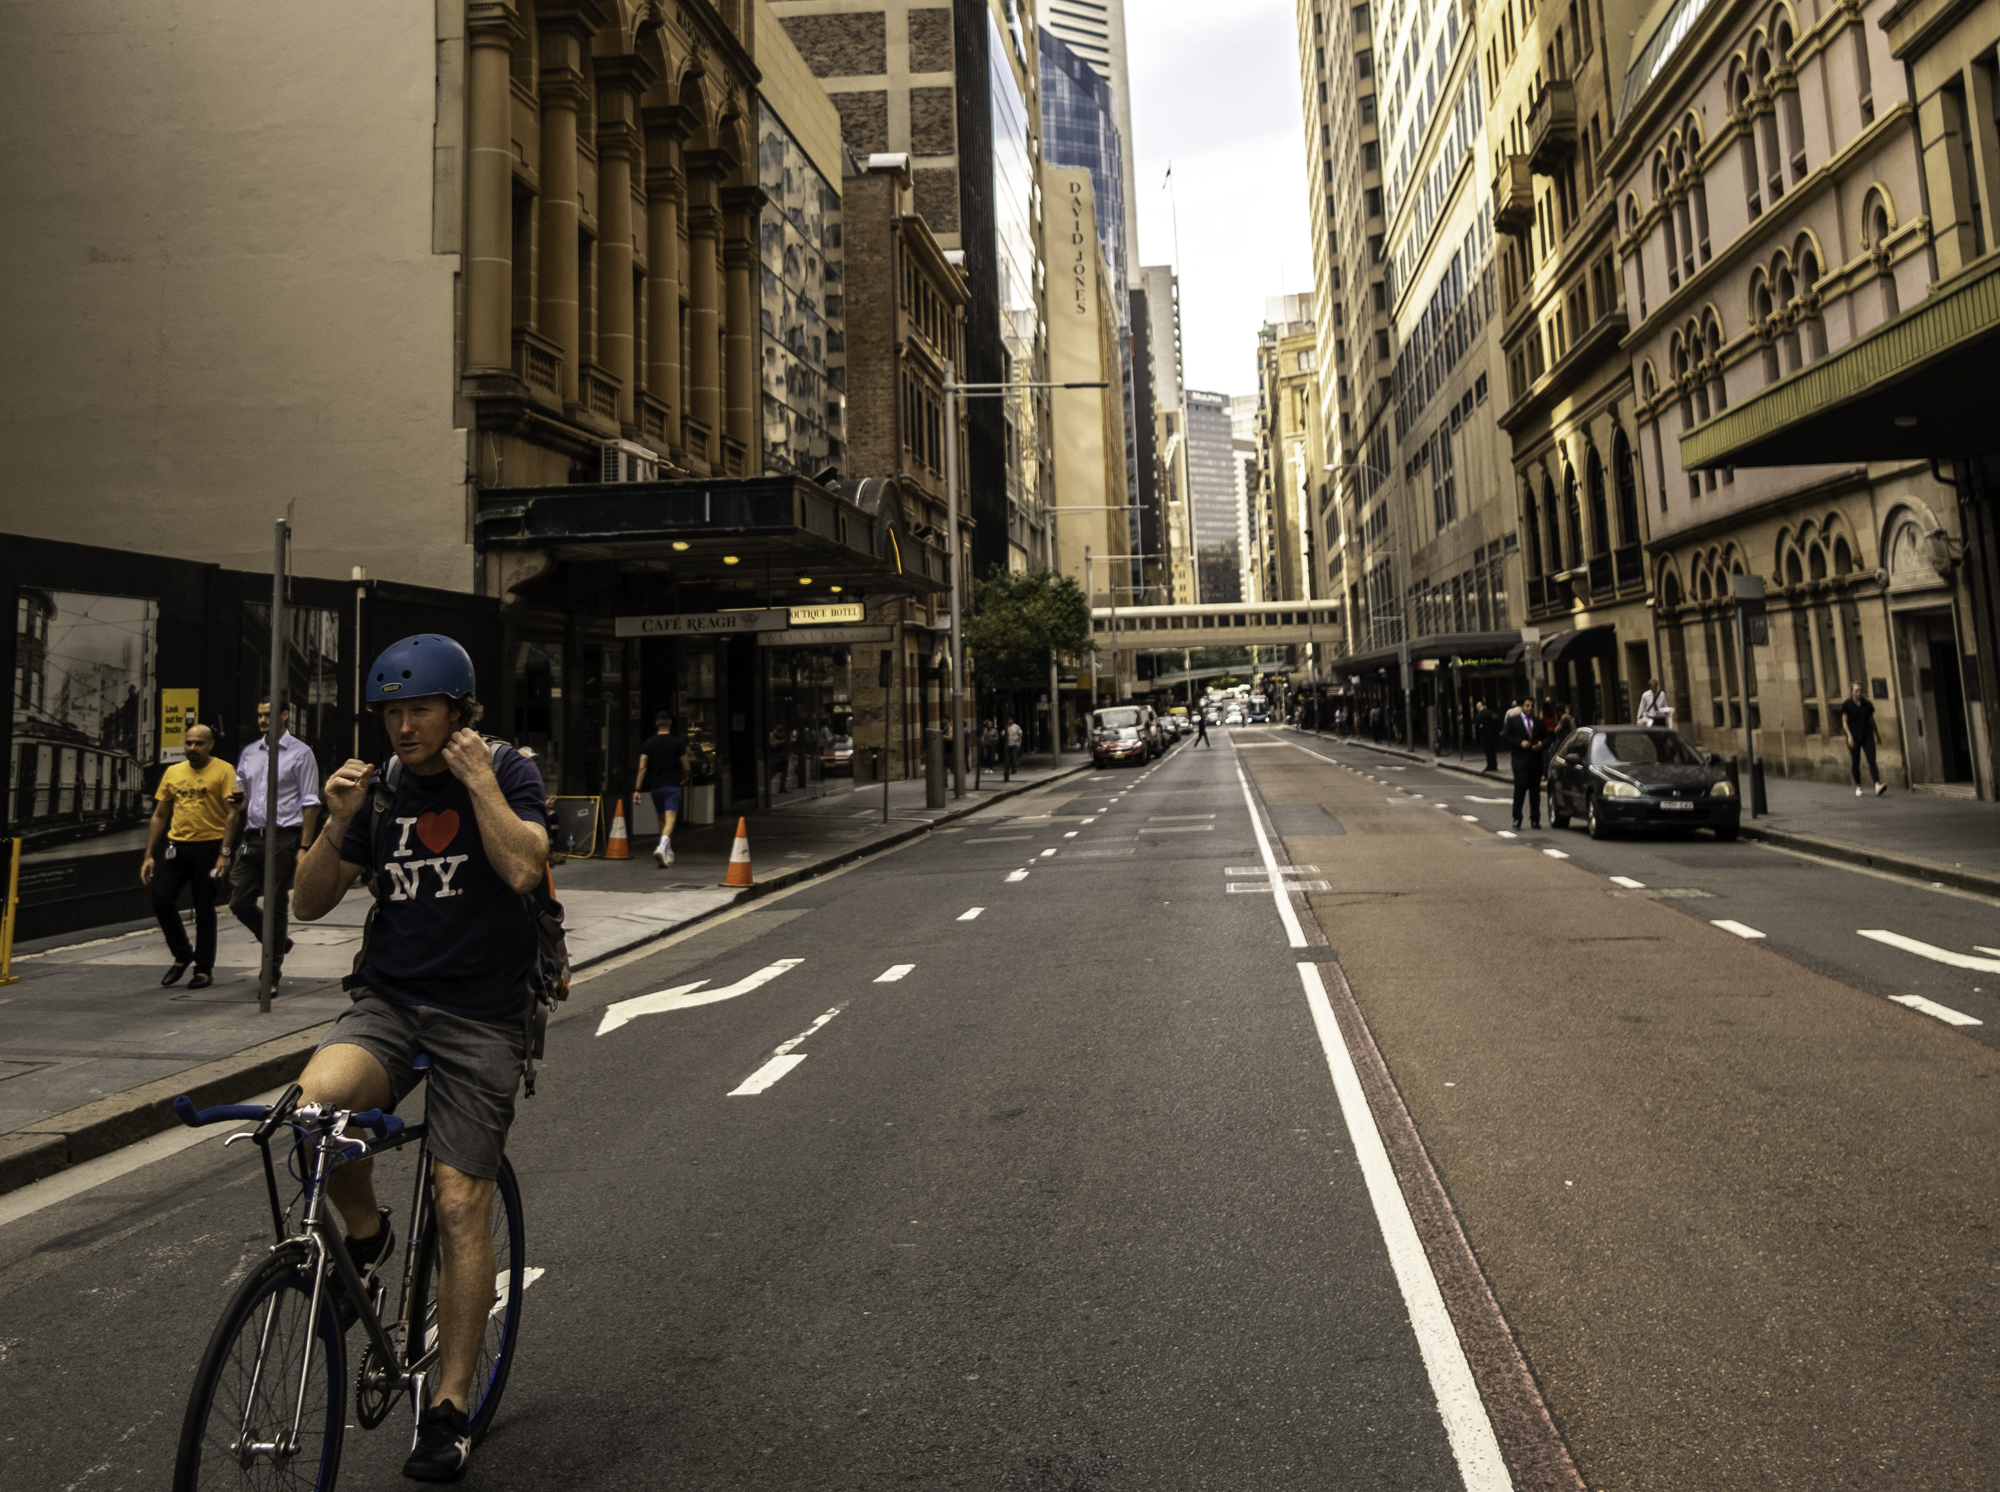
xmin=1125 ymin=0 xmax=1313 ymax=397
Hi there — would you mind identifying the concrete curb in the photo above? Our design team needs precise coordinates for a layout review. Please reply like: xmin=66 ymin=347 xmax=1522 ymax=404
xmin=0 ymin=761 xmax=1095 ymax=1199
xmin=1289 ymin=728 xmax=2000 ymax=898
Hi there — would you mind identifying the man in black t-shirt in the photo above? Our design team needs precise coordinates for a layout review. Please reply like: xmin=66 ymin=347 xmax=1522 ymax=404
xmin=1840 ymin=682 xmax=1886 ymax=796
xmin=635 ymin=714 xmax=689 ymax=867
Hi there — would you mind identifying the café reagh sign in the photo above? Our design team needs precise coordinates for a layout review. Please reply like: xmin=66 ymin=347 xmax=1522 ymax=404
xmin=613 ymin=609 xmax=789 ymax=638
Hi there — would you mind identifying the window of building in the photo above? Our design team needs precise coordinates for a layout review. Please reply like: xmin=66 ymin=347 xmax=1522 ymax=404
xmin=1360 ymin=94 xmax=1376 ymax=123
xmin=1357 ymin=49 xmax=1373 ymax=77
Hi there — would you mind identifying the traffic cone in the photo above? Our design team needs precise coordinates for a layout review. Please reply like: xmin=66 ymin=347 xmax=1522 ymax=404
xmin=604 ymin=799 xmax=631 ymax=859
xmin=722 ymin=817 xmax=754 ymax=887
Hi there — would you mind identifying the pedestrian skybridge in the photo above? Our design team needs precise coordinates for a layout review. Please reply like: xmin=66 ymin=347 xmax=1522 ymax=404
xmin=1091 ymin=602 xmax=1343 ymax=649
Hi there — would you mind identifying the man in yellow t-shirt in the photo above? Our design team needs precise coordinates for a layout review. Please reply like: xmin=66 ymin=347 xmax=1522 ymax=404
xmin=143 ymin=724 xmax=237 ymax=989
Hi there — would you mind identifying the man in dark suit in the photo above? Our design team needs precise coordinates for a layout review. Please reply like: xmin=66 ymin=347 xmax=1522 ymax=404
xmin=1473 ymin=700 xmax=1500 ymax=772
xmin=1501 ymin=695 xmax=1547 ymax=829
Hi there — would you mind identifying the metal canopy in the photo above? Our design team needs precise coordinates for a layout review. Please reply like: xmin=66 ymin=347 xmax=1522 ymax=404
xmin=475 ymin=474 xmax=949 ymax=594
xmin=1679 ymin=256 xmax=2000 ymax=470
xmin=1539 ymin=624 xmax=1620 ymax=667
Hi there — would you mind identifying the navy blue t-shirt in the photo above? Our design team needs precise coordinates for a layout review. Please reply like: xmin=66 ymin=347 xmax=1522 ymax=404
xmin=342 ymin=749 xmax=550 ymax=1021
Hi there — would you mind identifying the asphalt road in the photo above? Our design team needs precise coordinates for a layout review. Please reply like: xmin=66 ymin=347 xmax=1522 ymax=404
xmin=0 ymin=735 xmax=1485 ymax=1490
xmin=6 ymin=726 xmax=1995 ymax=1491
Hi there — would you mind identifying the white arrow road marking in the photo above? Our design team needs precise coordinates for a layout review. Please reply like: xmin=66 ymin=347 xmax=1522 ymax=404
xmin=596 ymin=957 xmax=805 ymax=1035
xmin=1711 ymin=920 xmax=1767 ymax=940
xmin=1859 ymin=930 xmax=2000 ymax=974
xmin=731 ymin=1004 xmax=845 ymax=1094
xmin=1981 ymin=946 xmax=2000 ymax=958
xmin=875 ymin=964 xmax=915 ymax=982
xmin=1889 ymin=993 xmax=1984 ymax=1027
xmin=1610 ymin=876 xmax=1646 ymax=889
xmin=491 ymin=1266 xmax=546 ymax=1320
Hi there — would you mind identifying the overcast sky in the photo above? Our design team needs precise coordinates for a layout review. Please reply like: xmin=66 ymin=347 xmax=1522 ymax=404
xmin=1124 ymin=0 xmax=1313 ymax=400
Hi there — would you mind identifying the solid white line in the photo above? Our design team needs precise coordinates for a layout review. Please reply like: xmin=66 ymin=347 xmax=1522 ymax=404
xmin=875 ymin=964 xmax=915 ymax=982
xmin=1610 ymin=876 xmax=1646 ymax=889
xmin=1889 ymin=993 xmax=1985 ymax=1026
xmin=1860 ymin=929 xmax=2000 ymax=974
xmin=728 ymin=1054 xmax=808 ymax=1095
xmin=958 ymin=907 xmax=984 ymax=921
xmin=1711 ymin=919 xmax=1767 ymax=939
xmin=1542 ymin=848 xmax=1570 ymax=860
xmin=1149 ymin=813 xmax=1216 ymax=821
xmin=1236 ymin=763 xmax=1306 ymax=948
xmin=0 ymin=1084 xmax=287 ymax=1229
xmin=1005 ymin=869 xmax=1029 ymax=882
xmin=1295 ymin=963 xmax=1510 ymax=1488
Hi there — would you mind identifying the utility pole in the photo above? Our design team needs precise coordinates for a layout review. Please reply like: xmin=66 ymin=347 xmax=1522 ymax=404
xmin=259 ymin=518 xmax=287 ymax=1015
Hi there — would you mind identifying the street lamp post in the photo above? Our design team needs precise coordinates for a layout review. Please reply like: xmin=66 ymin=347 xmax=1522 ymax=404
xmin=943 ymin=376 xmax=1108 ymax=795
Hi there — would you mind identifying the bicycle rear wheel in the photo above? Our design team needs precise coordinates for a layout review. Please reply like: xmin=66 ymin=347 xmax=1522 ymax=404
xmin=174 ymin=1241 xmax=345 ymax=1492
xmin=407 ymin=1154 xmax=525 ymax=1442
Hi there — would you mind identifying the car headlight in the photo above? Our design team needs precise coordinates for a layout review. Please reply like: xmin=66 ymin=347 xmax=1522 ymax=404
xmin=1708 ymin=779 xmax=1736 ymax=798
xmin=1601 ymin=780 xmax=1641 ymax=798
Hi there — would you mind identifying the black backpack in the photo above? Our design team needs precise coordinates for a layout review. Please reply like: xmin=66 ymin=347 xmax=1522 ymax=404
xmin=345 ymin=736 xmax=570 ymax=1095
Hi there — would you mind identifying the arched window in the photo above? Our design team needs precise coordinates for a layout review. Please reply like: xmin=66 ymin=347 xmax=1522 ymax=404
xmin=1628 ymin=197 xmax=1649 ymax=317
xmin=1662 ymin=571 xmax=1683 ymax=609
xmin=1808 ymin=543 xmax=1827 ymax=580
xmin=1833 ymin=535 xmax=1854 ymax=575
xmin=1657 ymin=159 xmax=1680 ymax=289
xmin=1784 ymin=548 xmax=1803 ymax=584
xmin=1524 ymin=483 xmax=1544 ymax=577
xmin=1671 ymin=144 xmax=1696 ymax=280
xmin=1733 ymin=68 xmax=1762 ymax=219
xmin=1613 ymin=427 xmax=1641 ymax=548
xmin=1797 ymin=243 xmax=1827 ymax=360
xmin=1686 ymin=121 xmax=1711 ymax=260
xmin=1587 ymin=446 xmax=1611 ymax=557
xmin=1773 ymin=18 xmax=1806 ymax=182
xmin=1864 ymin=191 xmax=1900 ymax=319
xmin=1543 ymin=472 xmax=1564 ymax=572
xmin=1751 ymin=271 xmax=1780 ymax=384
xmin=1564 ymin=466 xmax=1584 ymax=567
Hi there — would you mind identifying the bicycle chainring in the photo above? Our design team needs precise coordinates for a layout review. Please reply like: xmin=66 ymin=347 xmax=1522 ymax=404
xmin=354 ymin=1343 xmax=403 ymax=1430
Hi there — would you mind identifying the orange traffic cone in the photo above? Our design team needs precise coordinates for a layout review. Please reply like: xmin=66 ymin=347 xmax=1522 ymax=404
xmin=722 ymin=817 xmax=754 ymax=887
xmin=604 ymin=799 xmax=631 ymax=859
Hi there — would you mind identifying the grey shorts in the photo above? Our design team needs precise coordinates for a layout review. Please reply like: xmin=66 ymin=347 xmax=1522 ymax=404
xmin=318 ymin=991 xmax=531 ymax=1180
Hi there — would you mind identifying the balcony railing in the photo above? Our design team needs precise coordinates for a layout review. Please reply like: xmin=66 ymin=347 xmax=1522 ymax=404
xmin=1528 ymin=79 xmax=1577 ymax=175
xmin=580 ymin=365 xmax=622 ymax=428
xmin=1493 ymin=155 xmax=1534 ymax=236
xmin=511 ymin=328 xmax=562 ymax=401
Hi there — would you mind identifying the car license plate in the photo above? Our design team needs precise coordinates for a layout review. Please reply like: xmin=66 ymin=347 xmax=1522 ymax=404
xmin=1660 ymin=800 xmax=1694 ymax=811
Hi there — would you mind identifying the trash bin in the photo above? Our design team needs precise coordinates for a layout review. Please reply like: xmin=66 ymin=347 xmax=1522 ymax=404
xmin=685 ymin=782 xmax=716 ymax=827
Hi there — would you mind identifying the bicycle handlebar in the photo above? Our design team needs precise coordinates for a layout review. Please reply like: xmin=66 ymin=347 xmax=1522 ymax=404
xmin=171 ymin=1091 xmax=404 ymax=1138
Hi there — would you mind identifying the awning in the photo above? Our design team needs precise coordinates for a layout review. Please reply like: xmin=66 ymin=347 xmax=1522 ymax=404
xmin=1679 ymin=254 xmax=2000 ymax=469
xmin=1538 ymin=624 xmax=1620 ymax=667
xmin=474 ymin=474 xmax=948 ymax=594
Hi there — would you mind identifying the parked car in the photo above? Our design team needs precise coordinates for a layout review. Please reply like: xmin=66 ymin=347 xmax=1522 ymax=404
xmin=821 ymin=733 xmax=855 ymax=777
xmin=1544 ymin=726 xmax=1741 ymax=840
xmin=1091 ymin=707 xmax=1149 ymax=768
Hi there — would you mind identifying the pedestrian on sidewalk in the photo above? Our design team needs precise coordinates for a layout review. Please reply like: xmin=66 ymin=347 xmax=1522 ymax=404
xmin=1637 ymin=677 xmax=1667 ymax=726
xmin=1194 ymin=711 xmax=1211 ymax=747
xmin=1005 ymin=717 xmax=1022 ymax=774
xmin=981 ymin=718 xmax=999 ymax=768
xmin=1841 ymin=681 xmax=1887 ymax=796
xmin=142 ymin=723 xmax=236 ymax=989
xmin=635 ymin=714 xmax=689 ymax=867
xmin=1502 ymin=696 xmax=1546 ymax=830
xmin=1370 ymin=704 xmax=1384 ymax=743
xmin=1474 ymin=699 xmax=1500 ymax=771
xmin=223 ymin=697 xmax=321 ymax=985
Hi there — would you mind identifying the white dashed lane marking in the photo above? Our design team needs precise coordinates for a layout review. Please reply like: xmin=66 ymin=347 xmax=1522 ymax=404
xmin=1542 ymin=849 xmax=1569 ymax=860
xmin=958 ymin=907 xmax=984 ymax=921
xmin=1711 ymin=920 xmax=1767 ymax=940
xmin=1889 ymin=994 xmax=1984 ymax=1026
xmin=1859 ymin=929 xmax=2000 ymax=974
xmin=875 ymin=964 xmax=915 ymax=982
xmin=1005 ymin=870 xmax=1029 ymax=882
xmin=1610 ymin=876 xmax=1646 ymax=889
xmin=729 ymin=1004 xmax=844 ymax=1095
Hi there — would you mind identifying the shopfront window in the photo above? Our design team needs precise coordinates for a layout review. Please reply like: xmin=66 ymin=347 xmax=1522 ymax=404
xmin=512 ymin=640 xmax=563 ymax=790
xmin=677 ymin=645 xmax=720 ymax=786
xmin=763 ymin=647 xmax=853 ymax=800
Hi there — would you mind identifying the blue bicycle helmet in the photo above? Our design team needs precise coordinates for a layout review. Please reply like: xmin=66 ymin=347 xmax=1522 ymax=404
xmin=366 ymin=634 xmax=478 ymax=703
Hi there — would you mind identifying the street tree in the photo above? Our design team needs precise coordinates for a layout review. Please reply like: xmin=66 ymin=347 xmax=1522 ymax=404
xmin=963 ymin=569 xmax=1094 ymax=683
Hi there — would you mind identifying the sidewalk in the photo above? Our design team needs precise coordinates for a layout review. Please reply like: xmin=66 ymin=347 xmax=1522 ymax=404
xmin=0 ymin=752 xmax=1091 ymax=1194
xmin=1287 ymin=726 xmax=2000 ymax=894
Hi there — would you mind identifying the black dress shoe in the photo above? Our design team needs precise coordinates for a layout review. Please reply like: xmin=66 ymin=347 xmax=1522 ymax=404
xmin=161 ymin=962 xmax=190 ymax=987
xmin=1511 ymin=819 xmax=1522 ymax=830
xmin=187 ymin=972 xmax=214 ymax=991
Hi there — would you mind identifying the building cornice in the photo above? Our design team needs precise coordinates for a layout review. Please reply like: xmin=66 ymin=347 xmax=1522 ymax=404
xmin=1641 ymin=464 xmax=1869 ymax=554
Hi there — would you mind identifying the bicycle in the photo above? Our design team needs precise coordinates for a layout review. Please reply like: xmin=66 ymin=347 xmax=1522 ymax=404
xmin=171 ymin=1058 xmax=526 ymax=1490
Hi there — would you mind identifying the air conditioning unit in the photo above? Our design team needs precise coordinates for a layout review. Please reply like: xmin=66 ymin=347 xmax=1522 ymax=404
xmin=601 ymin=440 xmax=659 ymax=484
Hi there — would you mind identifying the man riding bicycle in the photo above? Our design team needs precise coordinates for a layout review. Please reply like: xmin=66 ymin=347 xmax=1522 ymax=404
xmin=291 ymin=634 xmax=549 ymax=1482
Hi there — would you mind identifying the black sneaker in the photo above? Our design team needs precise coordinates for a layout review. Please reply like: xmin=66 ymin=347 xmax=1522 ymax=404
xmin=404 ymin=1399 xmax=471 ymax=1482
xmin=335 ymin=1209 xmax=395 ymax=1330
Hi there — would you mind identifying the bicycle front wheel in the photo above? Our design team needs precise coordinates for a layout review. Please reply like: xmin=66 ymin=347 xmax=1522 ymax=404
xmin=408 ymin=1153 xmax=525 ymax=1442
xmin=174 ymin=1241 xmax=346 ymax=1492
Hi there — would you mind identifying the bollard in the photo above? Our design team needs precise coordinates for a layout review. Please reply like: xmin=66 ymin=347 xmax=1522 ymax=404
xmin=925 ymin=728 xmax=947 ymax=809
xmin=1750 ymin=753 xmax=1768 ymax=817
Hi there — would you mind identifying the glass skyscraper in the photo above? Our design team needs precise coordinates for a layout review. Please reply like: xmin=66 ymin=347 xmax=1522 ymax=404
xmin=1038 ymin=26 xmax=1137 ymax=573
